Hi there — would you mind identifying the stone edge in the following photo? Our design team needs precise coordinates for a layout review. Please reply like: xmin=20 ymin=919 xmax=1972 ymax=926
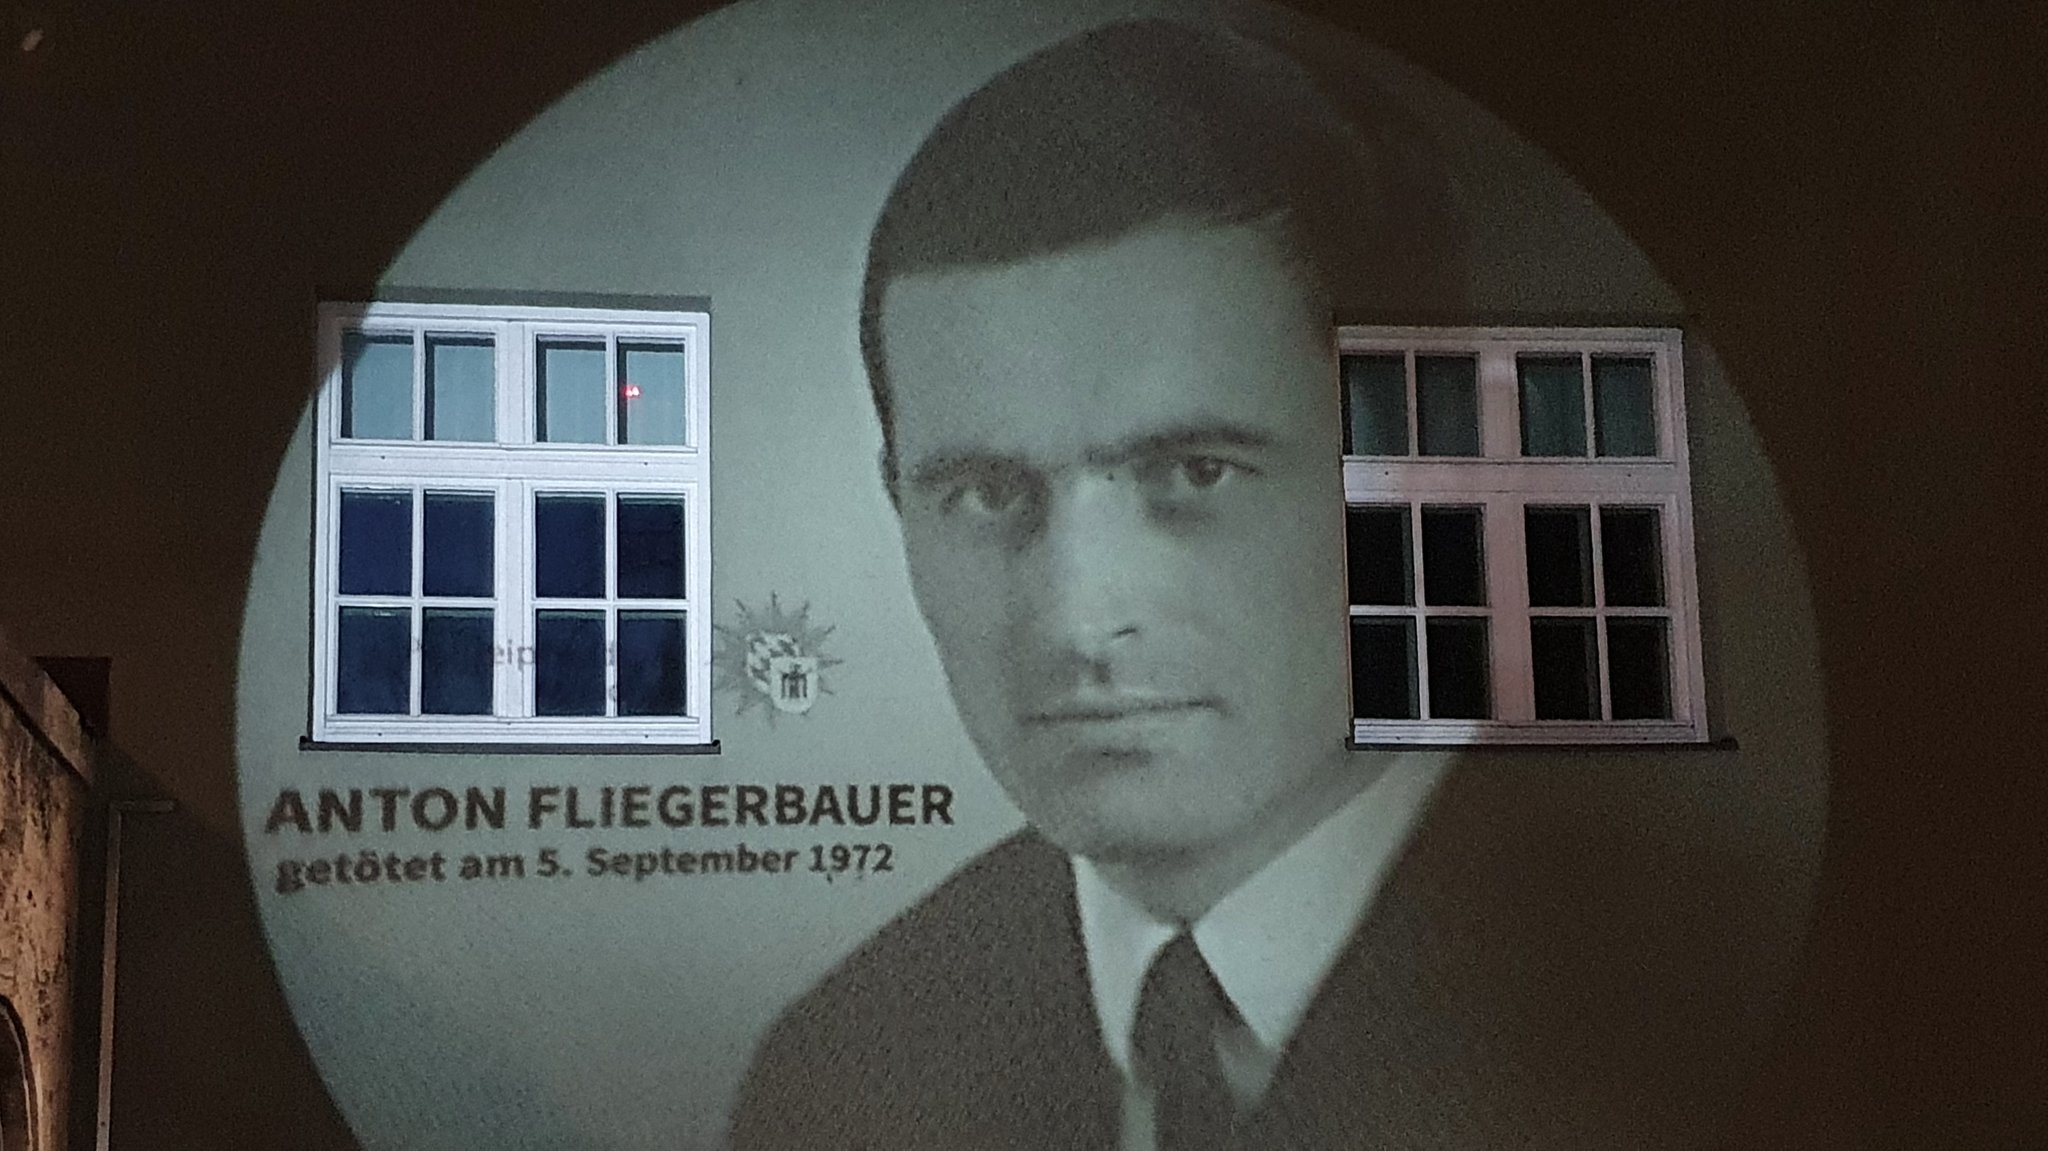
xmin=0 ymin=622 xmax=95 ymax=788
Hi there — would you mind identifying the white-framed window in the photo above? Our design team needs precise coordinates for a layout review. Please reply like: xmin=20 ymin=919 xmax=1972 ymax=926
xmin=310 ymin=301 xmax=712 ymax=745
xmin=1340 ymin=326 xmax=1707 ymax=744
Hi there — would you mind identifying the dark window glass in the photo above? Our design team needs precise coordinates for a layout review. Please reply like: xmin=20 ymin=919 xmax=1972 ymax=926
xmin=1607 ymin=618 xmax=1672 ymax=719
xmin=1416 ymin=355 xmax=1481 ymax=456
xmin=1525 ymin=506 xmax=1593 ymax=607
xmin=1518 ymin=355 xmax=1586 ymax=456
xmin=425 ymin=335 xmax=494 ymax=442
xmin=535 ymin=610 xmax=606 ymax=716
xmin=1426 ymin=618 xmax=1491 ymax=719
xmin=1600 ymin=507 xmax=1665 ymax=607
xmin=341 ymin=332 xmax=413 ymax=440
xmin=1421 ymin=506 xmax=1485 ymax=606
xmin=1345 ymin=506 xmax=1413 ymax=606
xmin=619 ymin=344 xmax=687 ymax=446
xmin=1350 ymin=617 xmax=1418 ymax=719
xmin=617 ymin=497 xmax=686 ymax=600
xmin=336 ymin=607 xmax=410 ymax=714
xmin=1593 ymin=356 xmax=1658 ymax=457
xmin=339 ymin=490 xmax=412 ymax=596
xmin=537 ymin=340 xmax=607 ymax=444
xmin=1340 ymin=354 xmax=1407 ymax=455
xmin=422 ymin=492 xmax=494 ymax=598
xmin=618 ymin=611 xmax=686 ymax=716
xmin=421 ymin=609 xmax=493 ymax=715
xmin=1531 ymin=617 xmax=1599 ymax=720
xmin=535 ymin=495 xmax=605 ymax=599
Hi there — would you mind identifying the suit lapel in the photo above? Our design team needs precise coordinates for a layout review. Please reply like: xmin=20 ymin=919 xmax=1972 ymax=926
xmin=952 ymin=832 xmax=1121 ymax=1149
xmin=1240 ymin=767 xmax=1537 ymax=1148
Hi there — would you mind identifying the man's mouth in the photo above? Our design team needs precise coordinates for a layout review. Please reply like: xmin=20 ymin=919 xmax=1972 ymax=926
xmin=1021 ymin=695 xmax=1218 ymax=727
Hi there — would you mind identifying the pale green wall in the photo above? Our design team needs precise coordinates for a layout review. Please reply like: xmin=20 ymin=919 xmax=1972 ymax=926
xmin=235 ymin=1 xmax=1827 ymax=1147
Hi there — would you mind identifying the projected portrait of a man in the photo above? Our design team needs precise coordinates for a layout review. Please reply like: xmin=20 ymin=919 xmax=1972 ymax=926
xmin=733 ymin=17 xmax=1751 ymax=1151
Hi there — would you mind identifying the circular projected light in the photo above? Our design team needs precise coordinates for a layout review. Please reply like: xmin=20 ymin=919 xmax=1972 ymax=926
xmin=237 ymin=2 xmax=1829 ymax=1148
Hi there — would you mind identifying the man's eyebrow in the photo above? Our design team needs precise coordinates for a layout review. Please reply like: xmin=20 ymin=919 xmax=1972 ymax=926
xmin=1080 ymin=422 xmax=1277 ymax=468
xmin=904 ymin=453 xmax=1030 ymax=493
xmin=902 ymin=424 xmax=1279 ymax=491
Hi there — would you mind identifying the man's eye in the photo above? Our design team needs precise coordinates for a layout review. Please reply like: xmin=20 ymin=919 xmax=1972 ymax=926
xmin=943 ymin=473 xmax=1031 ymax=518
xmin=1177 ymin=457 xmax=1234 ymax=489
xmin=1146 ymin=455 xmax=1244 ymax=494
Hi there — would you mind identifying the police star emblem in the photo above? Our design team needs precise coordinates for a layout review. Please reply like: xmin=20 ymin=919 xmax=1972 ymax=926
xmin=712 ymin=594 xmax=842 ymax=721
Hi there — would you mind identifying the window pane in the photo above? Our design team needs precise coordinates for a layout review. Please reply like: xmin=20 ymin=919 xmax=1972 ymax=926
xmin=619 ymin=343 xmax=688 ymax=446
xmin=618 ymin=611 xmax=686 ymax=716
xmin=1426 ymin=618 xmax=1490 ymax=719
xmin=423 ymin=492 xmax=493 ymax=598
xmin=1416 ymin=355 xmax=1480 ymax=456
xmin=1600 ymin=507 xmax=1665 ymax=607
xmin=1594 ymin=356 xmax=1658 ymax=457
xmin=1607 ymin=617 xmax=1672 ymax=719
xmin=1340 ymin=354 xmax=1407 ymax=456
xmin=1525 ymin=506 xmax=1593 ymax=607
xmin=1518 ymin=355 xmax=1587 ymax=457
xmin=1345 ymin=506 xmax=1413 ymax=606
xmin=535 ymin=495 xmax=605 ymax=599
xmin=537 ymin=340 xmax=607 ymax=444
xmin=1421 ymin=506 xmax=1485 ymax=606
xmin=339 ymin=490 xmax=412 ymax=596
xmin=341 ymin=332 xmax=413 ymax=440
xmin=426 ymin=335 xmax=495 ymax=442
xmin=336 ymin=607 xmax=410 ymax=714
xmin=1350 ymin=617 xmax=1418 ymax=720
xmin=1531 ymin=617 xmax=1599 ymax=720
xmin=421 ymin=608 xmax=493 ymax=715
xmin=617 ymin=496 xmax=685 ymax=600
xmin=534 ymin=610 xmax=606 ymax=716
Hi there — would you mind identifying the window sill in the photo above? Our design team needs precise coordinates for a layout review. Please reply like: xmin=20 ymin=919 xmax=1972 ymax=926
xmin=1347 ymin=735 xmax=1738 ymax=753
xmin=298 ymin=737 xmax=721 ymax=755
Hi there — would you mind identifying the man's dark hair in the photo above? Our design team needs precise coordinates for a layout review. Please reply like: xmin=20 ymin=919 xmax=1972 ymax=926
xmin=860 ymin=17 xmax=1467 ymax=492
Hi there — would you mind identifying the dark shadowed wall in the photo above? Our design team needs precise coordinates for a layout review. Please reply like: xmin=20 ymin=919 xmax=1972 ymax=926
xmin=0 ymin=2 xmax=2038 ymax=1149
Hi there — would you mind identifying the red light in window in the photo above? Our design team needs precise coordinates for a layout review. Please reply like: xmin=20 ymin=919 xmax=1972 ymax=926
xmin=622 ymin=384 xmax=643 ymax=399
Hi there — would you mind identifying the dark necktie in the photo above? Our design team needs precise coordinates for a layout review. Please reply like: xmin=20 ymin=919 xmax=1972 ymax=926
xmin=1131 ymin=931 xmax=1237 ymax=1151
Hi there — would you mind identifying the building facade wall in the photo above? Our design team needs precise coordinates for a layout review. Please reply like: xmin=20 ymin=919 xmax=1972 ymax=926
xmin=0 ymin=633 xmax=94 ymax=1151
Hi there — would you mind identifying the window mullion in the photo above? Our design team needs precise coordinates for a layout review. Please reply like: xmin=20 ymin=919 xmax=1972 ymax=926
xmin=493 ymin=477 xmax=516 ymax=719
xmin=1661 ymin=492 xmax=1695 ymax=727
xmin=1588 ymin=500 xmax=1612 ymax=720
xmin=1409 ymin=501 xmax=1431 ymax=719
xmin=1404 ymin=350 xmax=1420 ymax=455
xmin=605 ymin=333 xmax=621 ymax=447
xmin=409 ymin=484 xmax=425 ymax=716
xmin=499 ymin=320 xmax=522 ymax=446
xmin=410 ymin=327 xmax=427 ymax=442
xmin=605 ymin=491 xmax=620 ymax=717
xmin=688 ymin=479 xmax=706 ymax=720
xmin=1480 ymin=346 xmax=1517 ymax=459
xmin=1487 ymin=494 xmax=1534 ymax=722
xmin=1579 ymin=350 xmax=1595 ymax=459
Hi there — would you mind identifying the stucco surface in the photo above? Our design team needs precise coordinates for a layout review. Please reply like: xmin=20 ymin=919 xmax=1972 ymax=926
xmin=0 ymin=644 xmax=92 ymax=1151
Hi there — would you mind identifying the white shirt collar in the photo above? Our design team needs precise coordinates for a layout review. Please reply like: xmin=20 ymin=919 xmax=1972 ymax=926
xmin=1071 ymin=759 xmax=1445 ymax=1074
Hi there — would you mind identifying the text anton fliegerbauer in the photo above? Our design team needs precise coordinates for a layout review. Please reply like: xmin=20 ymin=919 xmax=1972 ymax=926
xmin=260 ymin=781 xmax=955 ymax=896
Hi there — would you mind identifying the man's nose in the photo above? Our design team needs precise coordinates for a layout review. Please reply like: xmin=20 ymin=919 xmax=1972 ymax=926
xmin=1025 ymin=470 xmax=1151 ymax=664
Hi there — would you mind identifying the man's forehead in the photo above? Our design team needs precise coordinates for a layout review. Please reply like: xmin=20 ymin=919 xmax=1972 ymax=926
xmin=877 ymin=219 xmax=1330 ymax=462
xmin=880 ymin=215 xmax=1303 ymax=327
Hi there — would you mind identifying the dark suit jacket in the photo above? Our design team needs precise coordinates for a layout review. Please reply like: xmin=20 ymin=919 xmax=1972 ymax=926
xmin=731 ymin=766 xmax=1766 ymax=1150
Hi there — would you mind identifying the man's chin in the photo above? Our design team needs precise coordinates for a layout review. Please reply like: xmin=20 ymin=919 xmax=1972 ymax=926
xmin=991 ymin=748 xmax=1252 ymax=860
xmin=1024 ymin=793 xmax=1240 ymax=870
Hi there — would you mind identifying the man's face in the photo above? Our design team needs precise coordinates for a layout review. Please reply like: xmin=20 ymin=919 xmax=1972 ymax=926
xmin=881 ymin=217 xmax=1354 ymax=867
